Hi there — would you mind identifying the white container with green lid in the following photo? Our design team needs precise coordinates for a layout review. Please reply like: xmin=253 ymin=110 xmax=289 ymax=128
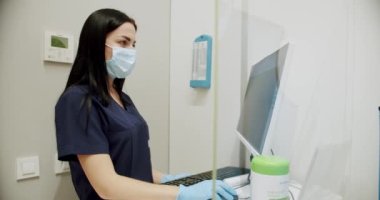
xmin=251 ymin=155 xmax=289 ymax=200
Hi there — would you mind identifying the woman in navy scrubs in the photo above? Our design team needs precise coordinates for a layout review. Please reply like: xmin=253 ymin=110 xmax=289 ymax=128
xmin=55 ymin=8 xmax=236 ymax=200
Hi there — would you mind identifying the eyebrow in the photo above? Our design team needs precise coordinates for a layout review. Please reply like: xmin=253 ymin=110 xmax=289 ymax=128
xmin=121 ymin=35 xmax=136 ymax=46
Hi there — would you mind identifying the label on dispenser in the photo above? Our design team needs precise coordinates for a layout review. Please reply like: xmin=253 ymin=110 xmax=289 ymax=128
xmin=251 ymin=172 xmax=289 ymax=200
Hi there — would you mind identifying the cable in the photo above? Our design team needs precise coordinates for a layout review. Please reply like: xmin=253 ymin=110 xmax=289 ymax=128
xmin=270 ymin=148 xmax=275 ymax=155
xmin=289 ymin=189 xmax=295 ymax=200
xmin=247 ymin=154 xmax=254 ymax=184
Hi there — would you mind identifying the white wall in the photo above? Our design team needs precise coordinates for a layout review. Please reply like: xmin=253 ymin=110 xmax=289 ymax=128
xmin=169 ymin=0 xmax=244 ymax=174
xmin=169 ymin=0 xmax=215 ymax=173
xmin=350 ymin=0 xmax=380 ymax=199
xmin=0 ymin=0 xmax=170 ymax=199
xmin=216 ymin=0 xmax=246 ymax=168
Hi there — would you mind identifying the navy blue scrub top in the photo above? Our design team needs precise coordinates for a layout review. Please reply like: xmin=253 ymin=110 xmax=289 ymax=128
xmin=55 ymin=85 xmax=153 ymax=200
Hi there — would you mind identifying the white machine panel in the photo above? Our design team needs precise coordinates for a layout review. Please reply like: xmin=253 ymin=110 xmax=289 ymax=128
xmin=44 ymin=31 xmax=74 ymax=63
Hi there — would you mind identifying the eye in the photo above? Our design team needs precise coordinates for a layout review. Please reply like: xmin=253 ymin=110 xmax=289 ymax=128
xmin=119 ymin=40 xmax=128 ymax=46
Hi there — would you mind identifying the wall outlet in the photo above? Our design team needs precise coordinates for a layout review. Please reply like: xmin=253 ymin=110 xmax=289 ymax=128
xmin=54 ymin=153 xmax=70 ymax=174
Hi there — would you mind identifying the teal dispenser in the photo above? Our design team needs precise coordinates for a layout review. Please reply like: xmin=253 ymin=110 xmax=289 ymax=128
xmin=190 ymin=35 xmax=212 ymax=89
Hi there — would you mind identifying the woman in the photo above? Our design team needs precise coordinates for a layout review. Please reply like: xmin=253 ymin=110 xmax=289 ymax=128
xmin=55 ymin=8 xmax=236 ymax=200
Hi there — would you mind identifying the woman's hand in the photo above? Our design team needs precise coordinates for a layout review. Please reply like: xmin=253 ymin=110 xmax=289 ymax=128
xmin=176 ymin=180 xmax=237 ymax=200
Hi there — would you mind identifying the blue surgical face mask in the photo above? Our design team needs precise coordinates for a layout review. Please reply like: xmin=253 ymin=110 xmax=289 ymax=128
xmin=105 ymin=44 xmax=137 ymax=79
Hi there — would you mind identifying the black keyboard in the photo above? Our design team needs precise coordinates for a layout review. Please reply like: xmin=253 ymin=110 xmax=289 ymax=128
xmin=163 ymin=166 xmax=250 ymax=186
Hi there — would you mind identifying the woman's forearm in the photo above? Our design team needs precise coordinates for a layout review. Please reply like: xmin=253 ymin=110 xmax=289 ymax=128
xmin=152 ymin=169 xmax=166 ymax=184
xmin=104 ymin=174 xmax=179 ymax=200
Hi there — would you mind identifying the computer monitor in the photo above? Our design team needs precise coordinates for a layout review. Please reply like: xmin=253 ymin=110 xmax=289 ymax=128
xmin=236 ymin=44 xmax=290 ymax=156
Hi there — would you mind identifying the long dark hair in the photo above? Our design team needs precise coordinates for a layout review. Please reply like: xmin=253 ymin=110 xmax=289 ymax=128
xmin=64 ymin=8 xmax=137 ymax=108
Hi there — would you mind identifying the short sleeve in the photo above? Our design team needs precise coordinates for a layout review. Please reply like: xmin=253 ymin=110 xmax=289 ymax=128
xmin=55 ymin=88 xmax=109 ymax=161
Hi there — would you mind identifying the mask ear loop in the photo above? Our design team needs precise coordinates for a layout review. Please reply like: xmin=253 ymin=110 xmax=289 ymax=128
xmin=105 ymin=44 xmax=114 ymax=62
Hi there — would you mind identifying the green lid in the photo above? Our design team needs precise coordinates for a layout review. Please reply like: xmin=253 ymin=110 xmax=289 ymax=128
xmin=251 ymin=155 xmax=289 ymax=175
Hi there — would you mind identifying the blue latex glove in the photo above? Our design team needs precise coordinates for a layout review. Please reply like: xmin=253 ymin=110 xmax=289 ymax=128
xmin=176 ymin=180 xmax=237 ymax=200
xmin=160 ymin=173 xmax=191 ymax=183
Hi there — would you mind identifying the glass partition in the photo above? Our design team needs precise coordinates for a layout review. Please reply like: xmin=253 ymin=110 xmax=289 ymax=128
xmin=212 ymin=0 xmax=357 ymax=199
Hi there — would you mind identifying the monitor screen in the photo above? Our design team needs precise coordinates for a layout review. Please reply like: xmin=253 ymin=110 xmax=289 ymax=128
xmin=237 ymin=44 xmax=289 ymax=156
